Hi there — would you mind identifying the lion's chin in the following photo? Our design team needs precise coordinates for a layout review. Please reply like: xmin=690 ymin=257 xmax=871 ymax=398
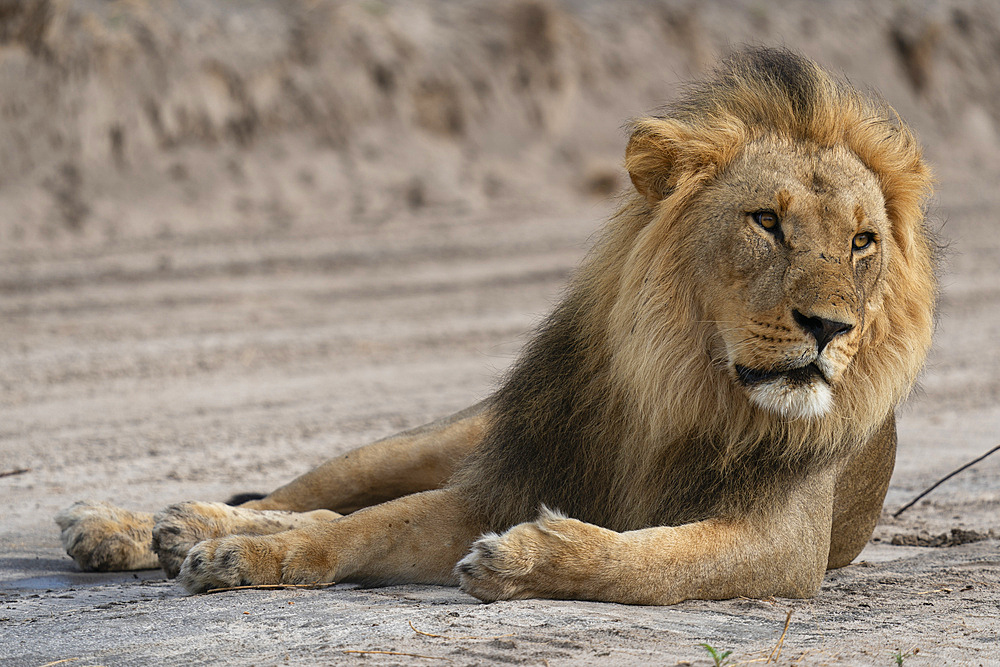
xmin=745 ymin=377 xmax=833 ymax=420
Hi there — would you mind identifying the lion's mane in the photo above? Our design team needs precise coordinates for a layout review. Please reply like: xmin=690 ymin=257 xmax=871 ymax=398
xmin=454 ymin=48 xmax=937 ymax=533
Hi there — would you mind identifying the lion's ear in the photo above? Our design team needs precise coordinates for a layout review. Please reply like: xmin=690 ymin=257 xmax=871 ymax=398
xmin=627 ymin=118 xmax=725 ymax=206
xmin=626 ymin=117 xmax=743 ymax=206
xmin=625 ymin=119 xmax=683 ymax=205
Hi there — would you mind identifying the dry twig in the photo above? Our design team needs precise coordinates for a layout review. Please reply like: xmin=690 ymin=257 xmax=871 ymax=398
xmin=205 ymin=582 xmax=337 ymax=594
xmin=408 ymin=620 xmax=514 ymax=640
xmin=893 ymin=443 xmax=1000 ymax=517
xmin=766 ymin=610 xmax=793 ymax=664
xmin=342 ymin=650 xmax=450 ymax=661
xmin=0 ymin=468 xmax=30 ymax=478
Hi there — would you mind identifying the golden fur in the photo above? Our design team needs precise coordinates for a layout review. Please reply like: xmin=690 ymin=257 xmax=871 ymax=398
xmin=57 ymin=48 xmax=938 ymax=604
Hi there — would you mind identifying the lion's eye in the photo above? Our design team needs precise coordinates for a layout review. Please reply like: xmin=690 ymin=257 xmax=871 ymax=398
xmin=751 ymin=211 xmax=783 ymax=243
xmin=753 ymin=211 xmax=779 ymax=231
xmin=852 ymin=232 xmax=874 ymax=252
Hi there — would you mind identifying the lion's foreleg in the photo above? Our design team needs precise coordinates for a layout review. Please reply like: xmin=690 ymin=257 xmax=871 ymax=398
xmin=458 ymin=472 xmax=837 ymax=605
xmin=828 ymin=415 xmax=896 ymax=569
xmin=151 ymin=502 xmax=342 ymax=577
xmin=177 ymin=487 xmax=482 ymax=593
xmin=243 ymin=403 xmax=489 ymax=514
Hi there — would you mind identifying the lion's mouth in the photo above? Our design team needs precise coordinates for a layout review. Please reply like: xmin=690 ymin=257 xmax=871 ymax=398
xmin=734 ymin=362 xmax=826 ymax=387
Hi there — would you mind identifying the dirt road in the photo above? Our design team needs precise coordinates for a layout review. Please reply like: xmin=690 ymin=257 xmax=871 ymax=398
xmin=1 ymin=1 xmax=999 ymax=665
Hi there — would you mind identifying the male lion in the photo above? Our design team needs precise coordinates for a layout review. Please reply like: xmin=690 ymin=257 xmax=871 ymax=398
xmin=57 ymin=48 xmax=937 ymax=604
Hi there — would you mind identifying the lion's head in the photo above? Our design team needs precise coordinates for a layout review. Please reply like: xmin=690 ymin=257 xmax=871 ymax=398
xmin=601 ymin=48 xmax=937 ymax=457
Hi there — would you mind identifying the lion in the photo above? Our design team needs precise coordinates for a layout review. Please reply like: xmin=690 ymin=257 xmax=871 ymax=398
xmin=56 ymin=47 xmax=937 ymax=604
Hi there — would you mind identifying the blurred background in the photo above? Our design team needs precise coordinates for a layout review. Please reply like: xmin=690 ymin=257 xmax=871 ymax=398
xmin=2 ymin=0 xmax=999 ymax=249
xmin=2 ymin=0 xmax=998 ymax=571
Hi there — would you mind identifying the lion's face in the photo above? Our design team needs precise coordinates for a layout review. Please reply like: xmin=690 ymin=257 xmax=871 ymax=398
xmin=693 ymin=139 xmax=891 ymax=420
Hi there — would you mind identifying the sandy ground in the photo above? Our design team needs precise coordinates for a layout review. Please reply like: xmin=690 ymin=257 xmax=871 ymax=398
xmin=1 ymin=1 xmax=999 ymax=665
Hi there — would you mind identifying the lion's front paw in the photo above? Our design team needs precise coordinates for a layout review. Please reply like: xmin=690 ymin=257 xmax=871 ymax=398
xmin=152 ymin=502 xmax=236 ymax=578
xmin=152 ymin=502 xmax=340 ymax=578
xmin=55 ymin=501 xmax=159 ymax=572
xmin=177 ymin=535 xmax=287 ymax=593
xmin=455 ymin=532 xmax=528 ymax=601
xmin=457 ymin=508 xmax=609 ymax=602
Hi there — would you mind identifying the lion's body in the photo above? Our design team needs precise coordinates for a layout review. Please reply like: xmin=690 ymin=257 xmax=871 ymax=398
xmin=56 ymin=48 xmax=937 ymax=605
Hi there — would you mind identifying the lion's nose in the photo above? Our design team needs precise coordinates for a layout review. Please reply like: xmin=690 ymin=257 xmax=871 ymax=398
xmin=792 ymin=310 xmax=854 ymax=353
